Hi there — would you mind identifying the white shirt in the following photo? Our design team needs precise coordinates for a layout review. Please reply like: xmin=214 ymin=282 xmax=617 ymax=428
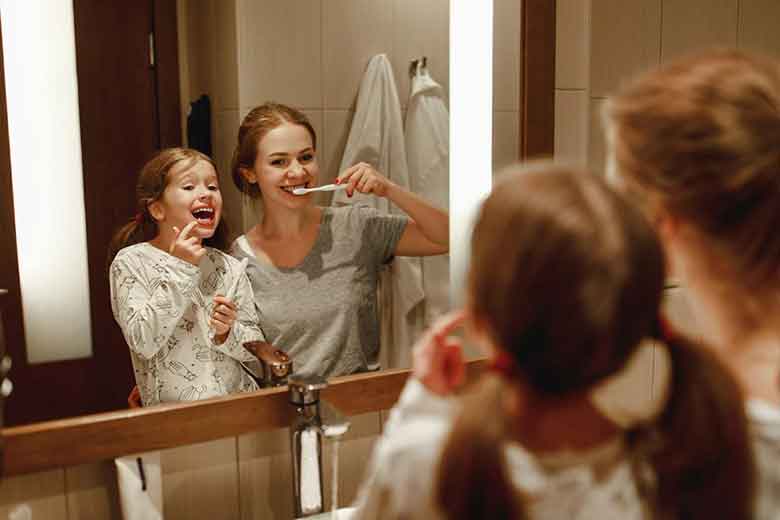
xmin=109 ymin=243 xmax=264 ymax=405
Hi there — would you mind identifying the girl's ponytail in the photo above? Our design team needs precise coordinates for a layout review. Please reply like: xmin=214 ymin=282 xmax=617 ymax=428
xmin=436 ymin=376 xmax=526 ymax=519
xmin=635 ymin=322 xmax=755 ymax=518
xmin=107 ymin=212 xmax=154 ymax=269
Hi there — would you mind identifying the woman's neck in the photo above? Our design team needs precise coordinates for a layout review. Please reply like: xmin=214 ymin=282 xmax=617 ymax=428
xmin=257 ymin=204 xmax=319 ymax=240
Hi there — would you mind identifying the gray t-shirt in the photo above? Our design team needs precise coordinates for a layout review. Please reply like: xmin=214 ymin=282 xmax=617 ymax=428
xmin=231 ymin=205 xmax=407 ymax=378
xmin=747 ymin=400 xmax=780 ymax=520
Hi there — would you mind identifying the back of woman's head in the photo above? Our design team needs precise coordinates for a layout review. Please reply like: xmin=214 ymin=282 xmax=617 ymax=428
xmin=231 ymin=102 xmax=317 ymax=198
xmin=108 ymin=147 xmax=229 ymax=265
xmin=607 ymin=48 xmax=780 ymax=290
xmin=437 ymin=164 xmax=754 ymax=519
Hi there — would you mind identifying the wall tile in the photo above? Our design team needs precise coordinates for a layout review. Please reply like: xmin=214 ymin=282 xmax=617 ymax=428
xmin=391 ymin=0 xmax=449 ymax=110
xmin=0 ymin=469 xmax=67 ymax=519
xmin=493 ymin=0 xmax=523 ymax=111
xmin=556 ymin=0 xmax=590 ymax=89
xmin=237 ymin=0 xmax=322 ymax=109
xmin=493 ymin=110 xmax=520 ymax=173
xmin=588 ymin=97 xmax=607 ymax=175
xmin=554 ymin=89 xmax=589 ymax=166
xmin=738 ymin=0 xmax=780 ymax=58
xmin=322 ymin=0 xmax=393 ymax=110
xmin=322 ymin=110 xmax=354 ymax=205
xmin=214 ymin=110 xmax=243 ymax=235
xmin=591 ymin=0 xmax=661 ymax=97
xmin=214 ymin=0 xmax=240 ymax=111
xmin=162 ymin=437 xmax=240 ymax=520
xmin=185 ymin=0 xmax=218 ymax=107
xmin=661 ymin=0 xmax=737 ymax=62
xmin=662 ymin=287 xmax=702 ymax=341
xmin=66 ymin=462 xmax=122 ymax=520
xmin=238 ymin=428 xmax=295 ymax=520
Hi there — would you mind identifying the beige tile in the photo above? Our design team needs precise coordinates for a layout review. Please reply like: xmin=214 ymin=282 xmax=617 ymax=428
xmin=391 ymin=0 xmax=449 ymax=110
xmin=493 ymin=110 xmax=520 ymax=173
xmin=556 ymin=0 xmax=590 ymax=89
xmin=238 ymin=428 xmax=295 ymax=520
xmin=662 ymin=287 xmax=702 ymax=340
xmin=214 ymin=110 xmax=243 ymax=235
xmin=591 ymin=0 xmax=661 ymax=97
xmin=321 ymin=110 xmax=354 ymax=205
xmin=65 ymin=462 xmax=122 ymax=520
xmin=185 ymin=0 xmax=218 ymax=105
xmin=554 ymin=90 xmax=589 ymax=166
xmin=162 ymin=437 xmax=240 ymax=520
xmin=214 ymin=0 xmax=240 ymax=111
xmin=0 ymin=469 xmax=67 ymax=519
xmin=237 ymin=0 xmax=322 ymax=109
xmin=661 ymin=0 xmax=737 ymax=63
xmin=588 ymin=97 xmax=608 ymax=175
xmin=322 ymin=0 xmax=393 ymax=110
xmin=738 ymin=0 xmax=780 ymax=58
xmin=493 ymin=0 xmax=523 ymax=111
xmin=322 ymin=412 xmax=382 ymax=509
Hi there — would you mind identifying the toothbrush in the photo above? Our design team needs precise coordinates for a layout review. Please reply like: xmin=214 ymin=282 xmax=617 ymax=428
xmin=292 ymin=184 xmax=348 ymax=195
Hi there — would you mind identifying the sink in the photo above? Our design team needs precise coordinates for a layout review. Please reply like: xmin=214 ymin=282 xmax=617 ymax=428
xmin=296 ymin=507 xmax=356 ymax=520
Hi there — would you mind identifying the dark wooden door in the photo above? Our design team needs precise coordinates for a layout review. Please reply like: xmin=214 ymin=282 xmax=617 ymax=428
xmin=0 ymin=1 xmax=181 ymax=425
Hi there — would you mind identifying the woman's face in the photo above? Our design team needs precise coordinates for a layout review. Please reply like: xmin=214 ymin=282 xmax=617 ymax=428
xmin=150 ymin=159 xmax=223 ymax=241
xmin=246 ymin=122 xmax=319 ymax=209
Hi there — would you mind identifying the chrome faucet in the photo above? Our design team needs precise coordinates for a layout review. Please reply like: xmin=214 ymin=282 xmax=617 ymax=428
xmin=289 ymin=375 xmax=350 ymax=517
xmin=243 ymin=340 xmax=293 ymax=387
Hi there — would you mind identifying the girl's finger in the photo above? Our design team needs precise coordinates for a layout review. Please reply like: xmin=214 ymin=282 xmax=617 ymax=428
xmin=432 ymin=310 xmax=468 ymax=341
xmin=178 ymin=221 xmax=198 ymax=241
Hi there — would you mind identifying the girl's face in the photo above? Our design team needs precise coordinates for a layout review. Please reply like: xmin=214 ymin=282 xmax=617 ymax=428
xmin=150 ymin=159 xmax=223 ymax=241
xmin=245 ymin=122 xmax=319 ymax=209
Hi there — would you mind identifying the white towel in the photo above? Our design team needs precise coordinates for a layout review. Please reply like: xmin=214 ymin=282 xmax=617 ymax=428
xmin=115 ymin=451 xmax=163 ymax=520
xmin=332 ymin=54 xmax=425 ymax=370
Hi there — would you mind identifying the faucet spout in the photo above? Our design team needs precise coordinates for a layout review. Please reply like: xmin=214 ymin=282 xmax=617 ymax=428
xmin=288 ymin=375 xmax=351 ymax=517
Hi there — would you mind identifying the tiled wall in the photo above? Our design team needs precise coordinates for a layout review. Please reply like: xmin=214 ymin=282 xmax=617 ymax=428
xmin=180 ymin=0 xmax=523 ymax=233
xmin=554 ymin=0 xmax=780 ymax=172
xmin=0 ymin=411 xmax=384 ymax=519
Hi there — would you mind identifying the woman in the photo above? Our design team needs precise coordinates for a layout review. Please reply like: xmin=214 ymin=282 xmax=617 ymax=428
xmin=230 ymin=103 xmax=448 ymax=377
xmin=351 ymin=164 xmax=754 ymax=519
xmin=605 ymin=48 xmax=780 ymax=518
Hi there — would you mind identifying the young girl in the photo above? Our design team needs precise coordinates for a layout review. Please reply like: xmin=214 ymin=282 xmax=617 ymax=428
xmin=351 ymin=164 xmax=754 ymax=519
xmin=605 ymin=48 xmax=780 ymax=519
xmin=109 ymin=148 xmax=264 ymax=406
xmin=230 ymin=103 xmax=448 ymax=378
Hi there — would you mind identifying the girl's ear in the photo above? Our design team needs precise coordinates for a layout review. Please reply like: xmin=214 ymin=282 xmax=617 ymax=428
xmin=148 ymin=200 xmax=165 ymax=222
xmin=240 ymin=167 xmax=257 ymax=185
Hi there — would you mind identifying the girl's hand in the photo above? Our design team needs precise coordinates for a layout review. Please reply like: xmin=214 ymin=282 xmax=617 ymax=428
xmin=337 ymin=162 xmax=393 ymax=198
xmin=170 ymin=221 xmax=206 ymax=265
xmin=128 ymin=385 xmax=142 ymax=408
xmin=211 ymin=295 xmax=237 ymax=344
xmin=412 ymin=311 xmax=468 ymax=396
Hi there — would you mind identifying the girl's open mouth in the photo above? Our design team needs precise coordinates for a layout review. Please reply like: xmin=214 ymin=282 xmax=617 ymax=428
xmin=191 ymin=207 xmax=215 ymax=225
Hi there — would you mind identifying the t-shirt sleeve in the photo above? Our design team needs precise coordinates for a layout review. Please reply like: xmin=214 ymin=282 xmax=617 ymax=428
xmin=352 ymin=205 xmax=408 ymax=266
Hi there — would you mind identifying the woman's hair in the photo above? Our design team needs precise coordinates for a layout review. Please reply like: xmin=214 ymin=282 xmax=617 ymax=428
xmin=436 ymin=164 xmax=754 ymax=519
xmin=606 ymin=48 xmax=780 ymax=292
xmin=231 ymin=102 xmax=317 ymax=198
xmin=108 ymin=147 xmax=229 ymax=264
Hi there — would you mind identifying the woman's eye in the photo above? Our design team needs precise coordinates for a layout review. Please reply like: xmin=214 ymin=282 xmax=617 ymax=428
xmin=271 ymin=159 xmax=287 ymax=167
xmin=300 ymin=153 xmax=314 ymax=163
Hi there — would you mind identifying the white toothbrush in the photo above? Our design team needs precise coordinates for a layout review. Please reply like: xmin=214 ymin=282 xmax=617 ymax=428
xmin=292 ymin=184 xmax=348 ymax=195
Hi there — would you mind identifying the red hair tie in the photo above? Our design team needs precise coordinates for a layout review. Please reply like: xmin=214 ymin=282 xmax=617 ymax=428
xmin=489 ymin=351 xmax=519 ymax=379
xmin=134 ymin=212 xmax=145 ymax=225
xmin=657 ymin=313 xmax=676 ymax=342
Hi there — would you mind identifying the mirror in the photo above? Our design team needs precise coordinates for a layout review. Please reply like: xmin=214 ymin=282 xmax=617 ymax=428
xmin=0 ymin=0 xmax=541 ymax=426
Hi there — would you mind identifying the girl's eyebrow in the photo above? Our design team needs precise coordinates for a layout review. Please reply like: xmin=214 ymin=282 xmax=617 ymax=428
xmin=268 ymin=147 xmax=313 ymax=158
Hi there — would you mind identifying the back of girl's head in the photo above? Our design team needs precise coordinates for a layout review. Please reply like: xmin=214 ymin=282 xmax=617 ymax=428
xmin=469 ymin=164 xmax=664 ymax=394
xmin=108 ymin=147 xmax=228 ymax=264
xmin=231 ymin=102 xmax=317 ymax=198
xmin=437 ymin=163 xmax=754 ymax=519
xmin=607 ymin=48 xmax=780 ymax=290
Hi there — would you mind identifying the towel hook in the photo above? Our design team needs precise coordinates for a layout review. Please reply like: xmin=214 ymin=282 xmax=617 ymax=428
xmin=408 ymin=56 xmax=428 ymax=78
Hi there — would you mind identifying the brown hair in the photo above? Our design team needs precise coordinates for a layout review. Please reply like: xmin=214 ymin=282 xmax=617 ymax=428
xmin=436 ymin=164 xmax=754 ymax=519
xmin=231 ymin=102 xmax=317 ymax=198
xmin=606 ymin=48 xmax=780 ymax=292
xmin=108 ymin=148 xmax=229 ymax=265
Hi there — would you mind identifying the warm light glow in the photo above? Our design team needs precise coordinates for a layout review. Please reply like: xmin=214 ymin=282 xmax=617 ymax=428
xmin=1 ymin=0 xmax=93 ymax=362
xmin=449 ymin=0 xmax=493 ymax=305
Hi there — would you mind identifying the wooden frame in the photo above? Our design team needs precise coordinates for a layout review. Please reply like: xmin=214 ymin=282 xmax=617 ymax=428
xmin=2 ymin=360 xmax=485 ymax=476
